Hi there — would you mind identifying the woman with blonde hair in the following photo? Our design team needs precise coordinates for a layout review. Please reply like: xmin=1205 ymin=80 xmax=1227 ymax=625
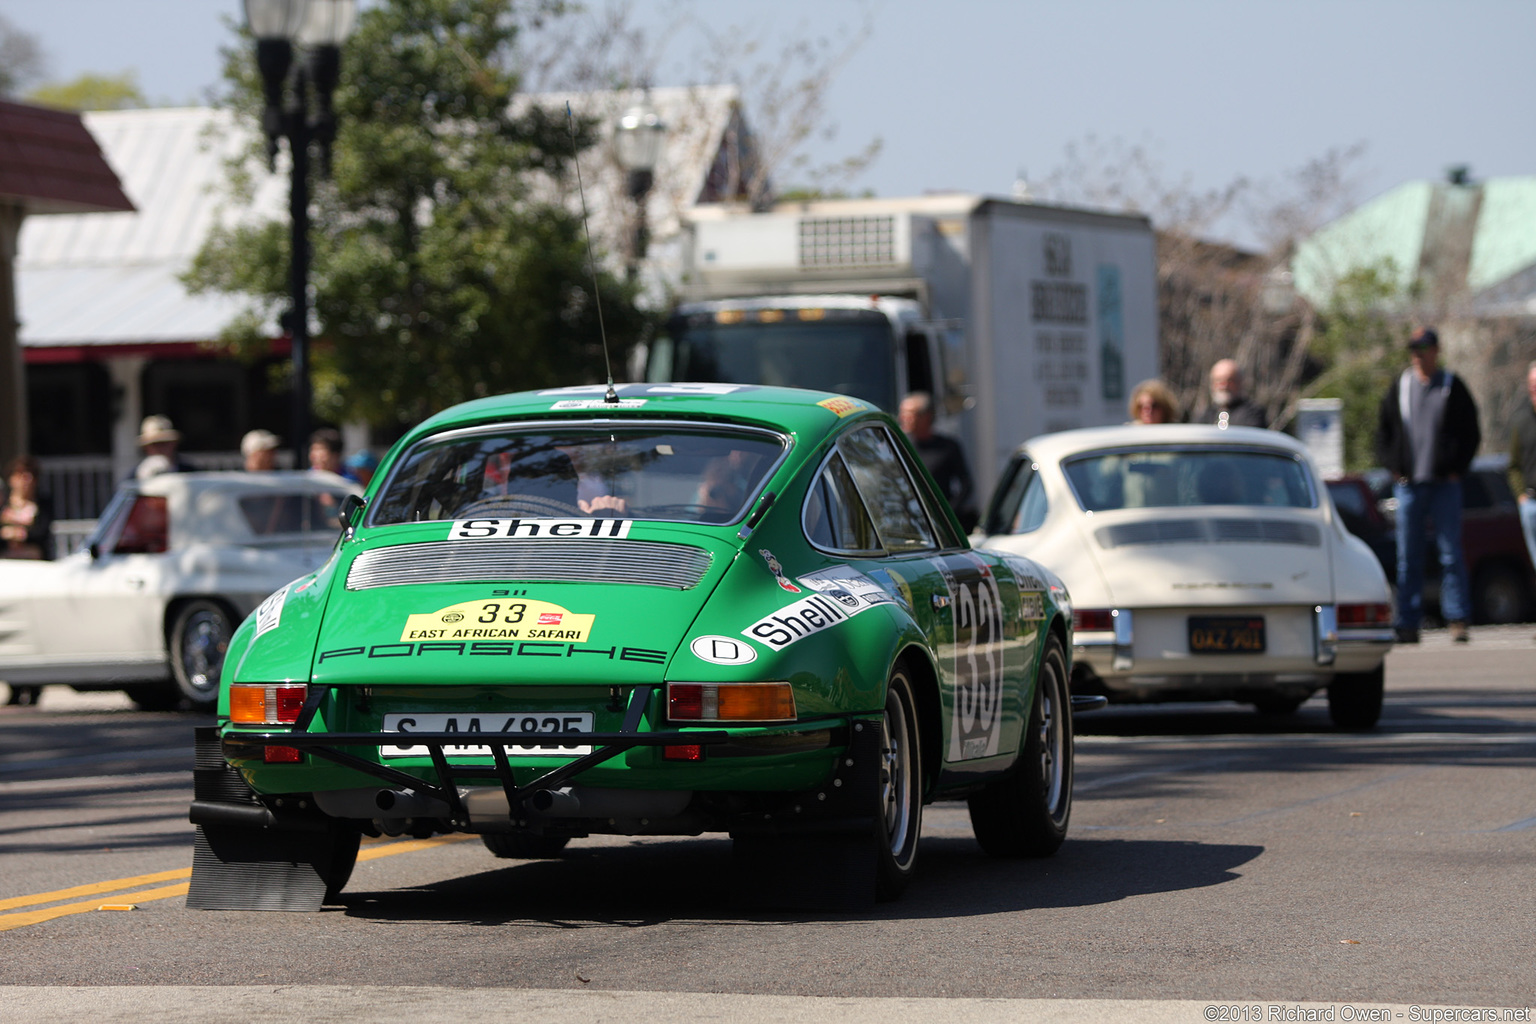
xmin=1127 ymin=379 xmax=1182 ymax=424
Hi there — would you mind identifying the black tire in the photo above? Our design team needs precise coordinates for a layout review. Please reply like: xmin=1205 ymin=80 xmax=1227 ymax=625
xmin=1472 ymin=563 xmax=1530 ymax=625
xmin=873 ymin=666 xmax=923 ymax=901
xmin=968 ymin=632 xmax=1072 ymax=858
xmin=1328 ymin=665 xmax=1385 ymax=730
xmin=169 ymin=600 xmax=235 ymax=710
xmin=481 ymin=832 xmax=571 ymax=859
xmin=1252 ymin=694 xmax=1308 ymax=716
xmin=124 ymin=684 xmax=182 ymax=712
xmin=4 ymin=684 xmax=41 ymax=706
xmin=324 ymin=825 xmax=362 ymax=901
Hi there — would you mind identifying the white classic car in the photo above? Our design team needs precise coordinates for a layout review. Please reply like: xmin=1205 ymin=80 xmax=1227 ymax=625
xmin=979 ymin=425 xmax=1395 ymax=728
xmin=0 ymin=472 xmax=357 ymax=710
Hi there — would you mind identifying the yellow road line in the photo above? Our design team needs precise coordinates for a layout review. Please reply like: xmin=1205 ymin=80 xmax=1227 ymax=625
xmin=0 ymin=833 xmax=474 ymax=932
xmin=0 ymin=883 xmax=190 ymax=932
xmin=0 ymin=868 xmax=191 ymax=912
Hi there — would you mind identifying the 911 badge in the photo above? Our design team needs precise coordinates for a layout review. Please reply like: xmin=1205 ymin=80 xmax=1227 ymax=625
xmin=401 ymin=599 xmax=595 ymax=642
xmin=690 ymin=635 xmax=758 ymax=665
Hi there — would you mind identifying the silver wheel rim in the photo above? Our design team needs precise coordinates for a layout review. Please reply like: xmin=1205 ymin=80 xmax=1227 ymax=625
xmin=880 ymin=681 xmax=914 ymax=859
xmin=1039 ymin=664 xmax=1066 ymax=814
xmin=180 ymin=609 xmax=229 ymax=693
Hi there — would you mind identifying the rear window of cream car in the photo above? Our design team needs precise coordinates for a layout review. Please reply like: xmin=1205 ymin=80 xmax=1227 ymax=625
xmin=1061 ymin=447 xmax=1318 ymax=513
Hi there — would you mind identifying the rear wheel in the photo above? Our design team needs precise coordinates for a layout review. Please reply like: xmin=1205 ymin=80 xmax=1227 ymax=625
xmin=968 ymin=632 xmax=1072 ymax=857
xmin=873 ymin=666 xmax=923 ymax=901
xmin=1473 ymin=563 xmax=1530 ymax=624
xmin=170 ymin=600 xmax=234 ymax=710
xmin=1252 ymin=694 xmax=1308 ymax=716
xmin=482 ymin=833 xmax=571 ymax=859
xmin=1328 ymin=665 xmax=1385 ymax=730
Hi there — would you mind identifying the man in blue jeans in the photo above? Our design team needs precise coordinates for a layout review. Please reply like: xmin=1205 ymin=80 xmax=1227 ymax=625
xmin=1375 ymin=327 xmax=1482 ymax=643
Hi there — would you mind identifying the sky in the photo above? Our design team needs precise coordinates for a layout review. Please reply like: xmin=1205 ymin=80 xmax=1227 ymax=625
xmin=3 ymin=0 xmax=1533 ymax=247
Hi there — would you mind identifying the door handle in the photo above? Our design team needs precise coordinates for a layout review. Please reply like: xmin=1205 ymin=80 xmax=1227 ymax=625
xmin=931 ymin=593 xmax=950 ymax=609
xmin=125 ymin=577 xmax=145 ymax=589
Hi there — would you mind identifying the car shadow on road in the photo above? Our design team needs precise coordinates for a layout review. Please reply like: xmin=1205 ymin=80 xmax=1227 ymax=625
xmin=333 ymin=833 xmax=1261 ymax=926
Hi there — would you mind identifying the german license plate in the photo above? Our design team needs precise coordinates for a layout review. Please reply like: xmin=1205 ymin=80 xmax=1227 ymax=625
xmin=1188 ymin=615 xmax=1266 ymax=654
xmin=380 ymin=712 xmax=594 ymax=758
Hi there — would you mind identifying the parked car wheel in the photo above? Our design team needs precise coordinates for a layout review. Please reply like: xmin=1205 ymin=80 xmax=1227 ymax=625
xmin=1328 ymin=665 xmax=1385 ymax=730
xmin=170 ymin=600 xmax=234 ymax=709
xmin=481 ymin=833 xmax=571 ymax=859
xmin=873 ymin=665 xmax=923 ymax=901
xmin=967 ymin=633 xmax=1072 ymax=858
xmin=1472 ymin=562 xmax=1530 ymax=624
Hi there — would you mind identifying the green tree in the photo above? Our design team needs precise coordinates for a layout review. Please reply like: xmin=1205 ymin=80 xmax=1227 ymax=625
xmin=1305 ymin=261 xmax=1410 ymax=472
xmin=184 ymin=0 xmax=647 ymax=430
xmin=27 ymin=71 xmax=147 ymax=111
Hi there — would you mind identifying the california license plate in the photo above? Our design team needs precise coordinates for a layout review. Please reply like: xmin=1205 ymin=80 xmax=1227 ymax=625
xmin=1188 ymin=615 xmax=1266 ymax=654
xmin=380 ymin=712 xmax=594 ymax=758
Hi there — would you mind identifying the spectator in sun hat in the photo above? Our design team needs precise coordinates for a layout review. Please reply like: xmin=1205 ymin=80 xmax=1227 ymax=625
xmin=133 ymin=415 xmax=194 ymax=479
xmin=241 ymin=429 xmax=282 ymax=471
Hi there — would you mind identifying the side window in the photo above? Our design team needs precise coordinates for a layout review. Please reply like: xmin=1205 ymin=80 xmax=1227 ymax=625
xmin=839 ymin=425 xmax=937 ymax=552
xmin=984 ymin=456 xmax=1032 ymax=535
xmin=803 ymin=452 xmax=880 ymax=553
xmin=114 ymin=495 xmax=169 ymax=554
xmin=1014 ymin=472 xmax=1049 ymax=533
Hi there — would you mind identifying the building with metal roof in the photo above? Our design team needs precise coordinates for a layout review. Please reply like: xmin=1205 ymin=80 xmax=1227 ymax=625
xmin=0 ymin=98 xmax=134 ymax=471
xmin=1291 ymin=171 xmax=1536 ymax=448
xmin=14 ymin=86 xmax=752 ymax=510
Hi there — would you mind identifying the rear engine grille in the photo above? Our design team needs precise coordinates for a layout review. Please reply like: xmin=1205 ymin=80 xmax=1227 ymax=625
xmin=347 ymin=538 xmax=712 ymax=590
xmin=1096 ymin=518 xmax=1320 ymax=550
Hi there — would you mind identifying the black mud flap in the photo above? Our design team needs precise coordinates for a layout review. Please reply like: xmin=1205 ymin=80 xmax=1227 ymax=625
xmin=186 ymin=727 xmax=354 ymax=912
xmin=187 ymin=823 xmax=334 ymax=912
xmin=730 ymin=718 xmax=882 ymax=912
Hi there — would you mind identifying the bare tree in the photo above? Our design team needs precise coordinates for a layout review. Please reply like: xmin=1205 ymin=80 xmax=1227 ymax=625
xmin=0 ymin=14 xmax=47 ymax=97
xmin=517 ymin=1 xmax=882 ymax=206
xmin=1038 ymin=138 xmax=1369 ymax=428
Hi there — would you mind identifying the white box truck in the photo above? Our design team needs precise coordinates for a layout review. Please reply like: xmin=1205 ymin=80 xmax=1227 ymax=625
xmin=644 ymin=194 xmax=1160 ymax=496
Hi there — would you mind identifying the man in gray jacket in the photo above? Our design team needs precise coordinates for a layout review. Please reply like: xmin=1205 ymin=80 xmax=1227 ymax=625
xmin=1374 ymin=327 xmax=1481 ymax=644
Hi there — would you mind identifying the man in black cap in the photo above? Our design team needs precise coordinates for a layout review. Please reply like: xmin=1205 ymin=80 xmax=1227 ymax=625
xmin=1375 ymin=326 xmax=1481 ymax=643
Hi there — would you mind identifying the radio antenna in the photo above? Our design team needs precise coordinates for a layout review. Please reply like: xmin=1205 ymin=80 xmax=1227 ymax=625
xmin=566 ymin=102 xmax=618 ymax=404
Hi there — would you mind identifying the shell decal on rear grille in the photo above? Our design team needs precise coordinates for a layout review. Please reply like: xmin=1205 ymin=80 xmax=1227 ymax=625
xmin=346 ymin=538 xmax=712 ymax=590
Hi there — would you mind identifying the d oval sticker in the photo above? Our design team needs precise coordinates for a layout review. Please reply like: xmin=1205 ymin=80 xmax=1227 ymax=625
xmin=690 ymin=635 xmax=758 ymax=665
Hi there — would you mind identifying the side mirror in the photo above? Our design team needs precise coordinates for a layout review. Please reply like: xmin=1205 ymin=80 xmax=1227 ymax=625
xmin=337 ymin=493 xmax=366 ymax=530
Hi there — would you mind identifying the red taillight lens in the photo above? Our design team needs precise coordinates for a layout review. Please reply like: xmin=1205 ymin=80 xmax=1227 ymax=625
xmin=273 ymin=686 xmax=306 ymax=723
xmin=1073 ymin=609 xmax=1115 ymax=632
xmin=229 ymin=683 xmax=308 ymax=725
xmin=263 ymin=745 xmax=302 ymax=763
xmin=663 ymin=745 xmax=704 ymax=761
xmin=1338 ymin=603 xmax=1392 ymax=628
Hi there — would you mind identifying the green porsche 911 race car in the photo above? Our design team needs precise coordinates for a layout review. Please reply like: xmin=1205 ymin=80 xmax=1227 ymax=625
xmin=188 ymin=384 xmax=1090 ymax=911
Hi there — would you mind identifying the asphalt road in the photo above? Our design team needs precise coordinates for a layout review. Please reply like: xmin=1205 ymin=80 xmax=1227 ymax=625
xmin=2 ymin=626 xmax=1534 ymax=1023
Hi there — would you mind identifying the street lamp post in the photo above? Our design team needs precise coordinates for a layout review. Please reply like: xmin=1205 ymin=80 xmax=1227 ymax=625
xmin=613 ymin=99 xmax=666 ymax=283
xmin=244 ymin=0 xmax=357 ymax=470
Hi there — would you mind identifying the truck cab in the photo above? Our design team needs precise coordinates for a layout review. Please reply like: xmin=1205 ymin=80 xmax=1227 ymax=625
xmin=646 ymin=293 xmax=968 ymax=428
